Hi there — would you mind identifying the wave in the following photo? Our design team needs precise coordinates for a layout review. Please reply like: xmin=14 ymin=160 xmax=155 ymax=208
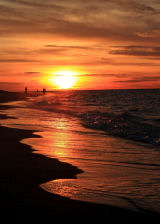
xmin=27 ymin=95 xmax=78 ymax=116
xmin=28 ymin=95 xmax=160 ymax=147
xmin=79 ymin=111 xmax=160 ymax=146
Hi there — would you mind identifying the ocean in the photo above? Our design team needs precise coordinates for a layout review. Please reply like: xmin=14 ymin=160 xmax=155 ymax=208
xmin=1 ymin=89 xmax=160 ymax=213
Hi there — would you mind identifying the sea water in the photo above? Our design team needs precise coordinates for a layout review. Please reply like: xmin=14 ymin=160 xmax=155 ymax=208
xmin=1 ymin=89 xmax=160 ymax=213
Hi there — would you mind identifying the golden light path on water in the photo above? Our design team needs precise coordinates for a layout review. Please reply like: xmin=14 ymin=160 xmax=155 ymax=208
xmin=1 ymin=99 xmax=160 ymax=213
xmin=22 ymin=116 xmax=160 ymax=212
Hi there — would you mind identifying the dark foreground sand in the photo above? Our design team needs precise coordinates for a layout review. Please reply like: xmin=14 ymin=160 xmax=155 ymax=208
xmin=0 ymin=91 xmax=160 ymax=223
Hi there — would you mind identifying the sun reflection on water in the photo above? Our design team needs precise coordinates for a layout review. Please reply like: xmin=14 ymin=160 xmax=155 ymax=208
xmin=3 ymin=102 xmax=160 ymax=213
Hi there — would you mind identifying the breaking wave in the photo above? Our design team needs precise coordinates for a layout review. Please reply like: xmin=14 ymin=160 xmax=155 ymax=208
xmin=27 ymin=93 xmax=160 ymax=147
xmin=79 ymin=111 xmax=160 ymax=146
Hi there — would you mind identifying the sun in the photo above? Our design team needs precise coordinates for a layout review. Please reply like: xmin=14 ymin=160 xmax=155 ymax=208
xmin=52 ymin=70 xmax=78 ymax=89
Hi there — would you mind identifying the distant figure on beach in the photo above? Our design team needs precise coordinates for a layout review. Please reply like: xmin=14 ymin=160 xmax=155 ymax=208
xmin=25 ymin=87 xmax=28 ymax=94
xmin=43 ymin=88 xmax=46 ymax=94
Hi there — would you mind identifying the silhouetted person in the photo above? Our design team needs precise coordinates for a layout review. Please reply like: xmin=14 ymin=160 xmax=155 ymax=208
xmin=43 ymin=88 xmax=46 ymax=94
xmin=25 ymin=87 xmax=28 ymax=94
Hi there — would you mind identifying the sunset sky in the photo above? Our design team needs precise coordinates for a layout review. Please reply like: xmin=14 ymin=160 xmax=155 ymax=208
xmin=0 ymin=0 xmax=160 ymax=91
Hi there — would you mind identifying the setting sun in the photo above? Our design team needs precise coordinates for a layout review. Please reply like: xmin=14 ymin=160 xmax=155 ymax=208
xmin=52 ymin=70 xmax=78 ymax=89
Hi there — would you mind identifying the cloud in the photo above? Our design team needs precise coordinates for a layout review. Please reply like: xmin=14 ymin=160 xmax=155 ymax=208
xmin=109 ymin=46 xmax=160 ymax=57
xmin=3 ymin=0 xmax=62 ymax=9
xmin=37 ymin=45 xmax=89 ymax=55
xmin=81 ymin=73 xmax=132 ymax=78
xmin=0 ymin=0 xmax=159 ymax=43
xmin=114 ymin=76 xmax=160 ymax=83
xmin=44 ymin=44 xmax=93 ymax=50
xmin=1 ymin=0 xmax=160 ymax=91
xmin=24 ymin=72 xmax=41 ymax=76
xmin=0 ymin=82 xmax=22 ymax=85
xmin=0 ymin=59 xmax=43 ymax=63
xmin=0 ymin=81 xmax=24 ymax=91
xmin=136 ymin=30 xmax=160 ymax=38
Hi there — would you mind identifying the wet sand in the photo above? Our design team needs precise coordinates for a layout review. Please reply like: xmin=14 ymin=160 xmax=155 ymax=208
xmin=0 ymin=91 xmax=159 ymax=223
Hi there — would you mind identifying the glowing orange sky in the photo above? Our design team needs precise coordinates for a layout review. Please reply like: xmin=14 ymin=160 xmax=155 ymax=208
xmin=0 ymin=0 xmax=160 ymax=91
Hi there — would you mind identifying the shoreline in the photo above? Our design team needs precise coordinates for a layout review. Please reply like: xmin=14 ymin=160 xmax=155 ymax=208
xmin=0 ymin=91 xmax=160 ymax=222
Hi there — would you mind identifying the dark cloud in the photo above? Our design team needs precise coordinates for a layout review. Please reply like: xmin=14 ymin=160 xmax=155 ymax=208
xmin=37 ymin=44 xmax=94 ymax=55
xmin=81 ymin=73 xmax=112 ymax=77
xmin=0 ymin=0 xmax=159 ymax=43
xmin=0 ymin=4 xmax=24 ymax=19
xmin=24 ymin=72 xmax=41 ymax=76
xmin=82 ymin=73 xmax=130 ymax=78
xmin=109 ymin=46 xmax=160 ymax=57
xmin=4 ymin=0 xmax=62 ymax=9
xmin=99 ymin=56 xmax=160 ymax=66
xmin=122 ymin=1 xmax=157 ymax=14
xmin=0 ymin=82 xmax=22 ymax=85
xmin=24 ymin=71 xmax=40 ymax=74
xmin=136 ymin=30 xmax=160 ymax=38
xmin=0 ymin=81 xmax=24 ymax=91
xmin=0 ymin=0 xmax=160 ymax=91
xmin=0 ymin=59 xmax=43 ymax=63
xmin=44 ymin=44 xmax=93 ymax=50
xmin=115 ymin=76 xmax=160 ymax=83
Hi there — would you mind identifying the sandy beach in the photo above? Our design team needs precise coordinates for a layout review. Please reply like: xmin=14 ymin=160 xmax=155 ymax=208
xmin=0 ymin=91 xmax=160 ymax=223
